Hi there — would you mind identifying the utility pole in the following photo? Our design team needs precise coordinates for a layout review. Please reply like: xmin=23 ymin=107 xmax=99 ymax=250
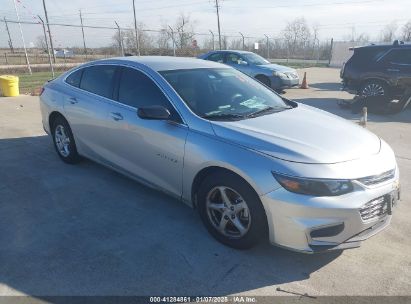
xmin=214 ymin=0 xmax=222 ymax=50
xmin=115 ymin=21 xmax=124 ymax=56
xmin=132 ymin=0 xmax=141 ymax=55
xmin=239 ymin=32 xmax=245 ymax=50
xmin=79 ymin=10 xmax=87 ymax=58
xmin=38 ymin=15 xmax=54 ymax=78
xmin=209 ymin=30 xmax=215 ymax=50
xmin=168 ymin=26 xmax=176 ymax=56
xmin=264 ymin=34 xmax=270 ymax=59
xmin=12 ymin=0 xmax=31 ymax=74
xmin=42 ymin=0 xmax=56 ymax=63
xmin=3 ymin=17 xmax=14 ymax=53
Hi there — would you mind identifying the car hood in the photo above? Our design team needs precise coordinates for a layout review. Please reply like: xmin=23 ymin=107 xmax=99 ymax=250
xmin=210 ymin=104 xmax=381 ymax=164
xmin=258 ymin=63 xmax=296 ymax=73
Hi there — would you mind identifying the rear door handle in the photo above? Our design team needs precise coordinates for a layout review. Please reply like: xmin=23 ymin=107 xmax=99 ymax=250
xmin=110 ymin=112 xmax=123 ymax=121
xmin=387 ymin=68 xmax=400 ymax=72
xmin=69 ymin=97 xmax=78 ymax=104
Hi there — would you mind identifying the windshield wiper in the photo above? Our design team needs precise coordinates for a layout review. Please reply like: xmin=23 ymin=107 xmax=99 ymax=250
xmin=246 ymin=106 xmax=291 ymax=118
xmin=202 ymin=113 xmax=246 ymax=121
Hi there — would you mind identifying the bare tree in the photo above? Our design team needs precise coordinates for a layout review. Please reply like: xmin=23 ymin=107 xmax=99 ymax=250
xmin=402 ymin=20 xmax=411 ymax=41
xmin=356 ymin=33 xmax=370 ymax=43
xmin=35 ymin=35 xmax=47 ymax=50
xmin=229 ymin=38 xmax=243 ymax=50
xmin=380 ymin=21 xmax=398 ymax=42
xmin=123 ymin=24 xmax=154 ymax=54
xmin=112 ymin=29 xmax=126 ymax=51
xmin=174 ymin=13 xmax=196 ymax=49
xmin=282 ymin=17 xmax=311 ymax=56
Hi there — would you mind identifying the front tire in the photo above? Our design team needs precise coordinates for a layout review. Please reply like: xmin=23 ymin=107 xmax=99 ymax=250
xmin=197 ymin=171 xmax=268 ymax=249
xmin=51 ymin=116 xmax=80 ymax=164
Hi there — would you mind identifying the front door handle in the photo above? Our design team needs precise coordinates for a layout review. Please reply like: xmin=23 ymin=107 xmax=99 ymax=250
xmin=69 ymin=97 xmax=78 ymax=104
xmin=387 ymin=68 xmax=400 ymax=72
xmin=110 ymin=112 xmax=123 ymax=121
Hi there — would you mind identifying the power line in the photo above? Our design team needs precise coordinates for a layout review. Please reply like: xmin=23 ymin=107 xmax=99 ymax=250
xmin=42 ymin=0 xmax=56 ymax=63
xmin=214 ymin=0 xmax=222 ymax=50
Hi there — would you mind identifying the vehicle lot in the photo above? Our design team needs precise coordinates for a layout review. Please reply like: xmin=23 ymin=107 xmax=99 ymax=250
xmin=0 ymin=67 xmax=410 ymax=297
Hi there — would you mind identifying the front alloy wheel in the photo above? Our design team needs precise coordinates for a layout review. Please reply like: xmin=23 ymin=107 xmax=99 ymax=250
xmin=206 ymin=186 xmax=251 ymax=238
xmin=198 ymin=172 xmax=268 ymax=249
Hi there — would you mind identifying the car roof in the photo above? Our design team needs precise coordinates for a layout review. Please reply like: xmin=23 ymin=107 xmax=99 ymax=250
xmin=354 ymin=43 xmax=411 ymax=51
xmin=209 ymin=50 xmax=254 ymax=54
xmin=96 ymin=56 xmax=228 ymax=72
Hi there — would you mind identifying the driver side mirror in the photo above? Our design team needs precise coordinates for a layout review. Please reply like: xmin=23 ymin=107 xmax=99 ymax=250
xmin=137 ymin=105 xmax=171 ymax=120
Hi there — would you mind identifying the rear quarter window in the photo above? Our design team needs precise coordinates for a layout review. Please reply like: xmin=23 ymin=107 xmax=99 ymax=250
xmin=351 ymin=48 xmax=387 ymax=65
xmin=65 ymin=69 xmax=83 ymax=88
xmin=383 ymin=49 xmax=411 ymax=65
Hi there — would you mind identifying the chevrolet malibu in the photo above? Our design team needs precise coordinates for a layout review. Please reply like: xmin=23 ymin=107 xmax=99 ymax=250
xmin=40 ymin=56 xmax=400 ymax=253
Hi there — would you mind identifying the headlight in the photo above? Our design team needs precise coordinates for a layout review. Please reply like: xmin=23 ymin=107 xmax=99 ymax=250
xmin=272 ymin=172 xmax=353 ymax=196
xmin=273 ymin=71 xmax=287 ymax=79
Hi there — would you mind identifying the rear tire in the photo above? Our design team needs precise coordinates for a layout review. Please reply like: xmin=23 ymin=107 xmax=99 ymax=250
xmin=51 ymin=116 xmax=80 ymax=164
xmin=360 ymin=80 xmax=389 ymax=97
xmin=197 ymin=171 xmax=268 ymax=249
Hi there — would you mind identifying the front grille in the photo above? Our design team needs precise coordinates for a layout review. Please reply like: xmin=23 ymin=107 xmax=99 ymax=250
xmin=357 ymin=169 xmax=395 ymax=186
xmin=360 ymin=196 xmax=388 ymax=220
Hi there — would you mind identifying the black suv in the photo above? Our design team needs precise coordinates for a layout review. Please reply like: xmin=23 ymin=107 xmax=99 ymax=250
xmin=341 ymin=41 xmax=411 ymax=97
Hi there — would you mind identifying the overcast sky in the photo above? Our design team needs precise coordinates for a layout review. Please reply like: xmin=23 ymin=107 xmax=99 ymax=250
xmin=1 ymin=0 xmax=410 ymax=48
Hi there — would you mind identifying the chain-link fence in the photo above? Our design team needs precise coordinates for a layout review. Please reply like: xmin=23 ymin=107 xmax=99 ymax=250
xmin=0 ymin=19 xmax=332 ymax=74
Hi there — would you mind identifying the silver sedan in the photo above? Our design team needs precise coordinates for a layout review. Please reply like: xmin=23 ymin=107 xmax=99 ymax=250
xmin=40 ymin=56 xmax=400 ymax=253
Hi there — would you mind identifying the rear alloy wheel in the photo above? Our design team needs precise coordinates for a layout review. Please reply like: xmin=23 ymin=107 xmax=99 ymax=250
xmin=360 ymin=80 xmax=387 ymax=97
xmin=197 ymin=172 xmax=267 ymax=249
xmin=51 ymin=116 xmax=80 ymax=164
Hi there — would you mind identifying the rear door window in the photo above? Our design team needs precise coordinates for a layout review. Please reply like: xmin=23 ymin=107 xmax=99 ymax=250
xmin=206 ymin=53 xmax=224 ymax=63
xmin=80 ymin=65 xmax=117 ymax=98
xmin=65 ymin=69 xmax=83 ymax=88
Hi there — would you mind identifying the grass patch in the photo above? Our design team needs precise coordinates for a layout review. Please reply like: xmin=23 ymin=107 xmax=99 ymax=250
xmin=17 ymin=71 xmax=63 ymax=94
xmin=270 ymin=61 xmax=329 ymax=69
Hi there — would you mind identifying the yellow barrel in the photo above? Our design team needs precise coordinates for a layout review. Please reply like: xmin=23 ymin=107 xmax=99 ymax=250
xmin=0 ymin=75 xmax=19 ymax=97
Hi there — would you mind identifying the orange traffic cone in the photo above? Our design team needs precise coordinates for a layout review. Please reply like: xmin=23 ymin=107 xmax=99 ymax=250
xmin=300 ymin=72 xmax=309 ymax=89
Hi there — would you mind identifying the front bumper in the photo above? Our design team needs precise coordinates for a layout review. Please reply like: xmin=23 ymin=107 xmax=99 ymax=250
xmin=270 ymin=76 xmax=299 ymax=90
xmin=260 ymin=175 xmax=400 ymax=253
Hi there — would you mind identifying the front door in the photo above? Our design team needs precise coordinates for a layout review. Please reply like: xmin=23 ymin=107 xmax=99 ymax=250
xmin=224 ymin=52 xmax=253 ymax=76
xmin=105 ymin=67 xmax=188 ymax=198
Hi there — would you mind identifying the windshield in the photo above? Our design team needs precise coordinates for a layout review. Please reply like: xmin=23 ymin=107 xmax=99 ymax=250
xmin=160 ymin=68 xmax=290 ymax=120
xmin=243 ymin=53 xmax=270 ymax=65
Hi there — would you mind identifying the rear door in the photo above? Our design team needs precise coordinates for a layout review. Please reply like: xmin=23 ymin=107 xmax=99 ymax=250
xmin=104 ymin=66 xmax=188 ymax=197
xmin=382 ymin=49 xmax=411 ymax=89
xmin=63 ymin=64 xmax=117 ymax=160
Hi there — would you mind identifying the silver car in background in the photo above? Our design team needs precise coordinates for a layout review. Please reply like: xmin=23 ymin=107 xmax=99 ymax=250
xmin=198 ymin=50 xmax=299 ymax=91
xmin=40 ymin=56 xmax=400 ymax=253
